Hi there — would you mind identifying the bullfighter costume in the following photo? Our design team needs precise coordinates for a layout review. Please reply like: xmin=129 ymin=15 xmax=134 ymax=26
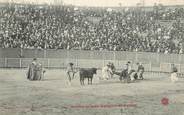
xmin=27 ymin=58 xmax=43 ymax=81
xmin=66 ymin=63 xmax=76 ymax=85
xmin=170 ymin=64 xmax=178 ymax=83
xmin=102 ymin=63 xmax=113 ymax=80
xmin=136 ymin=63 xmax=144 ymax=80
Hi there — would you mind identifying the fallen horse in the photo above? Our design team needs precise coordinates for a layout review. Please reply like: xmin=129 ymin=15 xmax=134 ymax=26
xmin=113 ymin=70 xmax=138 ymax=83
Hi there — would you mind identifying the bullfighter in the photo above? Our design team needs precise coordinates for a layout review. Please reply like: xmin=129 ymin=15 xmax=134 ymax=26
xmin=27 ymin=58 xmax=43 ymax=81
xmin=102 ymin=62 xmax=113 ymax=80
xmin=66 ymin=62 xmax=76 ymax=85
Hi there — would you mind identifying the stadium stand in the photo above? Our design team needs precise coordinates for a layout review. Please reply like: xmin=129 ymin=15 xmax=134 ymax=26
xmin=0 ymin=3 xmax=184 ymax=54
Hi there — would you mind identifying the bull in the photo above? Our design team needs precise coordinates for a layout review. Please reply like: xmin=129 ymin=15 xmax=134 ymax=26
xmin=79 ymin=68 xmax=97 ymax=85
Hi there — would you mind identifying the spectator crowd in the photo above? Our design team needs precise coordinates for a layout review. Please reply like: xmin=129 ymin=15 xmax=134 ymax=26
xmin=0 ymin=3 xmax=184 ymax=54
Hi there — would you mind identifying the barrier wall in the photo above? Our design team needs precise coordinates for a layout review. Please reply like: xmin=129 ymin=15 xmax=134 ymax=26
xmin=0 ymin=48 xmax=184 ymax=72
xmin=1 ymin=48 xmax=184 ymax=64
xmin=1 ymin=58 xmax=184 ymax=73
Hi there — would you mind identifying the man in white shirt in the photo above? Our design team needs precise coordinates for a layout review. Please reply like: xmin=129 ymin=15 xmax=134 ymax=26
xmin=102 ymin=62 xmax=113 ymax=80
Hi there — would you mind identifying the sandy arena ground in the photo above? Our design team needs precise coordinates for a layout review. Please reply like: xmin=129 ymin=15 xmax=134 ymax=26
xmin=0 ymin=69 xmax=184 ymax=115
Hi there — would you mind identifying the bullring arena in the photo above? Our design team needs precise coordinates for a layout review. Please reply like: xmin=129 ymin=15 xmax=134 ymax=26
xmin=1 ymin=68 xmax=184 ymax=115
xmin=1 ymin=1 xmax=184 ymax=115
xmin=1 ymin=49 xmax=184 ymax=115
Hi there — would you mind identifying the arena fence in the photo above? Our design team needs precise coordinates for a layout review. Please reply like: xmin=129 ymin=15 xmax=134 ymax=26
xmin=0 ymin=48 xmax=184 ymax=73
xmin=1 ymin=48 xmax=184 ymax=65
xmin=1 ymin=58 xmax=184 ymax=73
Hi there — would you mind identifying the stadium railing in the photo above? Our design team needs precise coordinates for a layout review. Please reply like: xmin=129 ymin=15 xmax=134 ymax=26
xmin=0 ymin=48 xmax=184 ymax=75
xmin=0 ymin=58 xmax=151 ymax=69
xmin=0 ymin=57 xmax=181 ymax=71
xmin=1 ymin=48 xmax=184 ymax=65
xmin=1 ymin=58 xmax=184 ymax=77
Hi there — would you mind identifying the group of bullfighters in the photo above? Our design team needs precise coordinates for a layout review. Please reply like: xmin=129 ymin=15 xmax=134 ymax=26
xmin=26 ymin=58 xmax=179 ymax=85
xmin=27 ymin=58 xmax=45 ymax=81
xmin=101 ymin=61 xmax=144 ymax=82
xmin=65 ymin=61 xmax=145 ymax=85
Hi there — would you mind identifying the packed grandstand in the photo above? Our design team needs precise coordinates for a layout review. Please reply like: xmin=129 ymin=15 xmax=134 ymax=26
xmin=0 ymin=3 xmax=184 ymax=54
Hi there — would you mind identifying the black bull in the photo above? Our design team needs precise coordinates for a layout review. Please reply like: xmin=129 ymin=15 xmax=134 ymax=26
xmin=79 ymin=68 xmax=97 ymax=85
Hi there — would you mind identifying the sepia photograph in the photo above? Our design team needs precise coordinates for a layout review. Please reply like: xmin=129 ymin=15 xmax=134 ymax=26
xmin=0 ymin=0 xmax=184 ymax=114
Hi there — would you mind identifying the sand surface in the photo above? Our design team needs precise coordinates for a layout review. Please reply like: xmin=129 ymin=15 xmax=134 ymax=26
xmin=0 ymin=69 xmax=184 ymax=115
